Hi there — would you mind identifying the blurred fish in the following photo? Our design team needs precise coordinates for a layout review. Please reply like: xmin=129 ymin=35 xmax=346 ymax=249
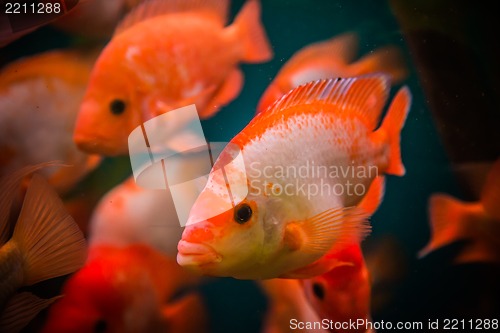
xmin=0 ymin=0 xmax=82 ymax=47
xmin=52 ymin=0 xmax=141 ymax=39
xmin=178 ymin=75 xmax=411 ymax=279
xmin=0 ymin=164 xmax=87 ymax=332
xmin=0 ymin=49 xmax=101 ymax=194
xmin=42 ymin=244 xmax=208 ymax=333
xmin=259 ymin=279 xmax=328 ymax=333
xmin=88 ymin=177 xmax=183 ymax=256
xmin=74 ymin=0 xmax=273 ymax=156
xmin=420 ymin=159 xmax=500 ymax=263
xmin=258 ymin=32 xmax=408 ymax=113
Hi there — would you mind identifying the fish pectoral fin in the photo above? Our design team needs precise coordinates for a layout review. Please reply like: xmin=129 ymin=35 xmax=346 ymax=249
xmin=280 ymin=257 xmax=353 ymax=279
xmin=12 ymin=174 xmax=87 ymax=286
xmin=284 ymin=206 xmax=371 ymax=256
xmin=199 ymin=69 xmax=244 ymax=119
xmin=0 ymin=292 xmax=61 ymax=333
xmin=162 ymin=293 xmax=207 ymax=332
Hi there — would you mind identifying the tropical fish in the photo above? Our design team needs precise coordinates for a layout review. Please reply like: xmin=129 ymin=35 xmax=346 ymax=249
xmin=42 ymin=244 xmax=208 ymax=333
xmin=0 ymin=165 xmax=87 ymax=331
xmin=74 ymin=0 xmax=273 ymax=156
xmin=259 ymin=279 xmax=328 ymax=333
xmin=420 ymin=159 xmax=500 ymax=263
xmin=0 ymin=49 xmax=101 ymax=193
xmin=177 ymin=74 xmax=411 ymax=279
xmin=89 ymin=176 xmax=183 ymax=256
xmin=257 ymin=32 xmax=408 ymax=113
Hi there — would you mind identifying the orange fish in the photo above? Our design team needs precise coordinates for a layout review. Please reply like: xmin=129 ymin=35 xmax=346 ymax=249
xmin=178 ymin=75 xmax=411 ymax=279
xmin=420 ymin=159 xmax=500 ymax=263
xmin=42 ymin=244 xmax=208 ymax=333
xmin=0 ymin=49 xmax=101 ymax=193
xmin=257 ymin=32 xmax=408 ymax=113
xmin=0 ymin=164 xmax=87 ymax=332
xmin=74 ymin=0 xmax=273 ymax=156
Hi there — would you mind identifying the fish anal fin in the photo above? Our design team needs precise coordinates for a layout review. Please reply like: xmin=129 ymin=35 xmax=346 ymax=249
xmin=12 ymin=174 xmax=87 ymax=286
xmin=358 ymin=176 xmax=386 ymax=216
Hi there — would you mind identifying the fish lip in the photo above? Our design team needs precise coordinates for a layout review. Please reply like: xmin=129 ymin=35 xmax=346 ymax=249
xmin=177 ymin=240 xmax=222 ymax=267
xmin=73 ymin=134 xmax=120 ymax=156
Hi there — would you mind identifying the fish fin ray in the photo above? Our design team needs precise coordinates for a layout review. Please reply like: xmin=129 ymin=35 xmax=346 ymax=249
xmin=114 ymin=0 xmax=230 ymax=36
xmin=12 ymin=174 xmax=87 ymax=285
xmin=233 ymin=0 xmax=273 ymax=63
xmin=199 ymin=69 xmax=244 ymax=118
xmin=263 ymin=75 xmax=390 ymax=130
xmin=378 ymin=86 xmax=411 ymax=176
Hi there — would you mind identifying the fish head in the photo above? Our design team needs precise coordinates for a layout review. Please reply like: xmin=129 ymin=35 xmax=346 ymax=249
xmin=73 ymin=44 xmax=143 ymax=156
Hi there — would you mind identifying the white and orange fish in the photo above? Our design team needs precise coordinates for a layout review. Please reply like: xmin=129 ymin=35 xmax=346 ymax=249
xmin=177 ymin=75 xmax=411 ymax=279
xmin=0 ymin=164 xmax=87 ymax=332
xmin=74 ymin=0 xmax=273 ymax=156
xmin=257 ymin=32 xmax=408 ymax=113
xmin=420 ymin=159 xmax=500 ymax=263
xmin=42 ymin=244 xmax=207 ymax=333
xmin=0 ymin=49 xmax=101 ymax=193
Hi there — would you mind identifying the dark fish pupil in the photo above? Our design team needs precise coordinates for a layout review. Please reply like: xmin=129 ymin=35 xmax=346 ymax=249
xmin=109 ymin=99 xmax=126 ymax=115
xmin=312 ymin=282 xmax=325 ymax=300
xmin=94 ymin=319 xmax=108 ymax=333
xmin=234 ymin=203 xmax=252 ymax=224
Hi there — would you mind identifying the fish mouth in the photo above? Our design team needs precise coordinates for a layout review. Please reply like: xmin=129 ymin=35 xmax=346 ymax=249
xmin=74 ymin=134 xmax=122 ymax=156
xmin=177 ymin=240 xmax=222 ymax=268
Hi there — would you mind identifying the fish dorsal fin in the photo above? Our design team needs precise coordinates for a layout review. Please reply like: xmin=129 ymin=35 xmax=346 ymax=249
xmin=481 ymin=159 xmax=500 ymax=219
xmin=114 ymin=0 xmax=229 ymax=36
xmin=263 ymin=75 xmax=390 ymax=130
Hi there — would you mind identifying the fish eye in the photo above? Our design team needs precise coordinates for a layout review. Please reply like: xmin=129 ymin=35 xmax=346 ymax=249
xmin=93 ymin=319 xmax=108 ymax=333
xmin=109 ymin=99 xmax=126 ymax=115
xmin=312 ymin=282 xmax=325 ymax=301
xmin=234 ymin=203 xmax=252 ymax=224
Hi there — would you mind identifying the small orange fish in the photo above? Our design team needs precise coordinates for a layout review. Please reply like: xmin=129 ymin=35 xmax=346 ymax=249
xmin=178 ymin=75 xmax=411 ymax=279
xmin=0 ymin=164 xmax=87 ymax=332
xmin=42 ymin=244 xmax=208 ymax=333
xmin=257 ymin=32 xmax=408 ymax=113
xmin=420 ymin=159 xmax=500 ymax=263
xmin=74 ymin=0 xmax=273 ymax=156
xmin=0 ymin=49 xmax=101 ymax=193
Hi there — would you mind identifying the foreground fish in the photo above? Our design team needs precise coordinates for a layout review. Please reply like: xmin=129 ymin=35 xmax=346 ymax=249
xmin=0 ymin=165 xmax=87 ymax=331
xmin=42 ymin=244 xmax=208 ymax=333
xmin=74 ymin=0 xmax=273 ymax=156
xmin=257 ymin=32 xmax=408 ymax=113
xmin=0 ymin=49 xmax=101 ymax=193
xmin=178 ymin=75 xmax=411 ymax=279
xmin=420 ymin=159 xmax=500 ymax=263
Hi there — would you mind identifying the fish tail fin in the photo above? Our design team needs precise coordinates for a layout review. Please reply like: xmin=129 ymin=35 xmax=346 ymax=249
xmin=351 ymin=46 xmax=408 ymax=84
xmin=379 ymin=86 xmax=411 ymax=176
xmin=12 ymin=174 xmax=86 ymax=286
xmin=233 ymin=0 xmax=273 ymax=63
xmin=419 ymin=194 xmax=470 ymax=257
xmin=481 ymin=159 xmax=500 ymax=219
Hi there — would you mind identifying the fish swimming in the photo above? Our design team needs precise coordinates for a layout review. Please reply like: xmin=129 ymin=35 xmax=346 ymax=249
xmin=420 ymin=159 xmax=500 ymax=263
xmin=42 ymin=244 xmax=208 ymax=333
xmin=0 ymin=164 xmax=87 ymax=331
xmin=177 ymin=74 xmax=411 ymax=279
xmin=74 ymin=0 xmax=273 ymax=156
xmin=257 ymin=32 xmax=408 ymax=113
xmin=0 ymin=49 xmax=101 ymax=193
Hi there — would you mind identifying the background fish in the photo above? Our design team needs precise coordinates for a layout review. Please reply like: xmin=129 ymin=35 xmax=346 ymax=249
xmin=41 ymin=244 xmax=208 ymax=333
xmin=0 ymin=165 xmax=87 ymax=332
xmin=0 ymin=49 xmax=101 ymax=194
xmin=178 ymin=75 xmax=411 ymax=279
xmin=257 ymin=32 xmax=408 ymax=113
xmin=73 ymin=0 xmax=273 ymax=156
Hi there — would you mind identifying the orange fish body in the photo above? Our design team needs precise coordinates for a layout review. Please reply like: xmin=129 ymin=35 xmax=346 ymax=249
xmin=257 ymin=32 xmax=408 ymax=113
xmin=302 ymin=244 xmax=371 ymax=333
xmin=420 ymin=159 xmax=500 ymax=263
xmin=42 ymin=244 xmax=207 ymax=333
xmin=74 ymin=0 xmax=273 ymax=155
xmin=0 ymin=50 xmax=101 ymax=193
xmin=178 ymin=75 xmax=411 ymax=279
